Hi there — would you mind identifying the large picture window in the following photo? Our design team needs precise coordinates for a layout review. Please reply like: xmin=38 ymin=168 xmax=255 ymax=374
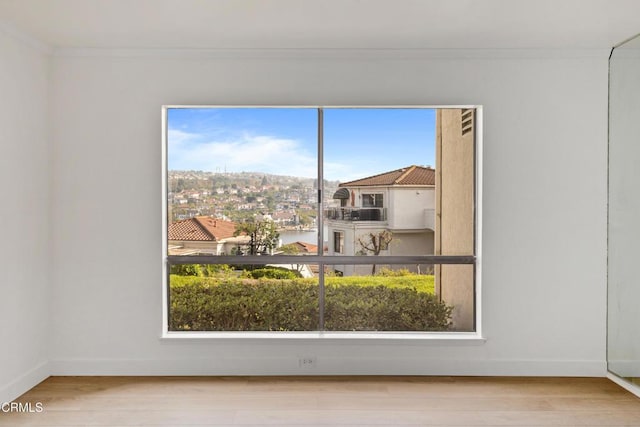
xmin=163 ymin=106 xmax=479 ymax=334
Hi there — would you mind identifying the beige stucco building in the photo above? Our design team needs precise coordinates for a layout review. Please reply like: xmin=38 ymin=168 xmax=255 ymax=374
xmin=435 ymin=108 xmax=476 ymax=331
xmin=326 ymin=165 xmax=436 ymax=276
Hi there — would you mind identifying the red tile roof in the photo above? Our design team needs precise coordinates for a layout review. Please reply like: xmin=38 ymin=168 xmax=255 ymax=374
xmin=168 ymin=216 xmax=238 ymax=241
xmin=294 ymin=241 xmax=318 ymax=253
xmin=339 ymin=165 xmax=435 ymax=187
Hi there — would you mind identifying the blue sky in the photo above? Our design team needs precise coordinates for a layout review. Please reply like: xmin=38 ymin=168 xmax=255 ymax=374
xmin=168 ymin=107 xmax=435 ymax=182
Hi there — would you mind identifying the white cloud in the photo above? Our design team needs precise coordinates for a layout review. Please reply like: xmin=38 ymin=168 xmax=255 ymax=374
xmin=168 ymin=132 xmax=317 ymax=178
xmin=168 ymin=129 xmax=199 ymax=146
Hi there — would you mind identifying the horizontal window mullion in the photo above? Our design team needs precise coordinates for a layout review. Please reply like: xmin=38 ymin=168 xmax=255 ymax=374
xmin=167 ymin=255 xmax=475 ymax=265
xmin=319 ymin=255 xmax=475 ymax=265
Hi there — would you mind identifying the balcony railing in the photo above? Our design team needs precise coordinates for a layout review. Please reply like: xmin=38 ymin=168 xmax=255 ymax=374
xmin=325 ymin=207 xmax=387 ymax=221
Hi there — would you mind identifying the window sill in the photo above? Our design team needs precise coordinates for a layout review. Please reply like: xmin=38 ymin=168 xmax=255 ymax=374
xmin=161 ymin=331 xmax=486 ymax=343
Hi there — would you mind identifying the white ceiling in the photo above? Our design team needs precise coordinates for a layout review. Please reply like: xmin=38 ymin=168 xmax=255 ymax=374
xmin=0 ymin=0 xmax=639 ymax=50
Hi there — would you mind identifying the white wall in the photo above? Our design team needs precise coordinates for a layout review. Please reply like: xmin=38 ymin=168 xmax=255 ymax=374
xmin=389 ymin=187 xmax=434 ymax=230
xmin=0 ymin=29 xmax=51 ymax=401
xmin=49 ymin=49 xmax=608 ymax=376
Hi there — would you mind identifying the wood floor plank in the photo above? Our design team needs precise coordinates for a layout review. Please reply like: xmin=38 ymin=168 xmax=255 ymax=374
xmin=1 ymin=377 xmax=640 ymax=426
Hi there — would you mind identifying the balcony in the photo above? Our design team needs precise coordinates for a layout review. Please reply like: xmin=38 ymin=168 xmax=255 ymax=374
xmin=325 ymin=207 xmax=387 ymax=222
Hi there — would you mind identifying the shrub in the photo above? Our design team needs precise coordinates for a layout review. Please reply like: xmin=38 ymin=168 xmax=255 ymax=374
xmin=376 ymin=267 xmax=412 ymax=276
xmin=201 ymin=264 xmax=234 ymax=277
xmin=169 ymin=276 xmax=451 ymax=331
xmin=170 ymin=264 xmax=202 ymax=276
xmin=326 ymin=274 xmax=434 ymax=294
xmin=242 ymin=267 xmax=301 ymax=279
xmin=170 ymin=264 xmax=234 ymax=277
xmin=170 ymin=277 xmax=318 ymax=331
xmin=324 ymin=285 xmax=451 ymax=331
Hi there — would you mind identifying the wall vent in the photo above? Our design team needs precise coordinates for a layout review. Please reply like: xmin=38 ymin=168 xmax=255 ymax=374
xmin=461 ymin=109 xmax=473 ymax=136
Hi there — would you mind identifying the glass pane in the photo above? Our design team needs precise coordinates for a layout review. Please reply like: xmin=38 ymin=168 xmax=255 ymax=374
xmin=323 ymin=108 xmax=474 ymax=258
xmin=323 ymin=264 xmax=474 ymax=332
xmin=608 ymin=34 xmax=640 ymax=384
xmin=169 ymin=264 xmax=319 ymax=331
xmin=167 ymin=108 xmax=319 ymax=257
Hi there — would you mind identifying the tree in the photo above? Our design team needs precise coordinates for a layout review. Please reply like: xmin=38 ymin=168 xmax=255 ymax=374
xmin=265 ymin=195 xmax=276 ymax=211
xmin=357 ymin=230 xmax=393 ymax=274
xmin=279 ymin=243 xmax=301 ymax=254
xmin=234 ymin=218 xmax=280 ymax=255
xmin=174 ymin=178 xmax=186 ymax=193
xmin=296 ymin=209 xmax=315 ymax=227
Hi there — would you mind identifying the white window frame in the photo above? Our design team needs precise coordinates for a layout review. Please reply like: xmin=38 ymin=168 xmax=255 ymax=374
xmin=161 ymin=105 xmax=483 ymax=341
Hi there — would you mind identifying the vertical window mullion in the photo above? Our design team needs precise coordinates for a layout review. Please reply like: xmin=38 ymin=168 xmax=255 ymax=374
xmin=317 ymin=108 xmax=325 ymax=330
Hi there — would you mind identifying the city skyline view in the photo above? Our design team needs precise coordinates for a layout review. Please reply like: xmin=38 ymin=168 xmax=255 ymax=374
xmin=168 ymin=107 xmax=436 ymax=183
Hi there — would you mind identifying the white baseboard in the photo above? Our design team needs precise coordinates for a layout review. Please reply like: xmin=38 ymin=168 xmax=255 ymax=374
xmin=0 ymin=362 xmax=50 ymax=403
xmin=607 ymin=372 xmax=640 ymax=398
xmin=49 ymin=358 xmax=606 ymax=377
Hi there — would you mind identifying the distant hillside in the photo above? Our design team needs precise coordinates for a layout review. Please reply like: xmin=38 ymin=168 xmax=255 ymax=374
xmin=168 ymin=170 xmax=339 ymax=193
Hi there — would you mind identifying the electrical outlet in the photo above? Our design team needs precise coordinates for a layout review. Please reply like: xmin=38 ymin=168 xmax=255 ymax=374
xmin=298 ymin=356 xmax=317 ymax=368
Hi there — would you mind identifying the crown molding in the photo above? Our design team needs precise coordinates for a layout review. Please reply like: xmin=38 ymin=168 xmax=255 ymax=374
xmin=52 ymin=47 xmax=611 ymax=60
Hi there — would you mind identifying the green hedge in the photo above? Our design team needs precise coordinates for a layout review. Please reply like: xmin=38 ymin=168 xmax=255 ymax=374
xmin=242 ymin=267 xmax=302 ymax=279
xmin=323 ymin=285 xmax=450 ymax=331
xmin=326 ymin=275 xmax=434 ymax=294
xmin=170 ymin=264 xmax=233 ymax=277
xmin=169 ymin=276 xmax=451 ymax=332
xmin=170 ymin=278 xmax=318 ymax=331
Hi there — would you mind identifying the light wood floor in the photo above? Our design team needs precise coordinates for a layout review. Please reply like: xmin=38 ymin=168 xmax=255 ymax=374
xmin=2 ymin=376 xmax=640 ymax=426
